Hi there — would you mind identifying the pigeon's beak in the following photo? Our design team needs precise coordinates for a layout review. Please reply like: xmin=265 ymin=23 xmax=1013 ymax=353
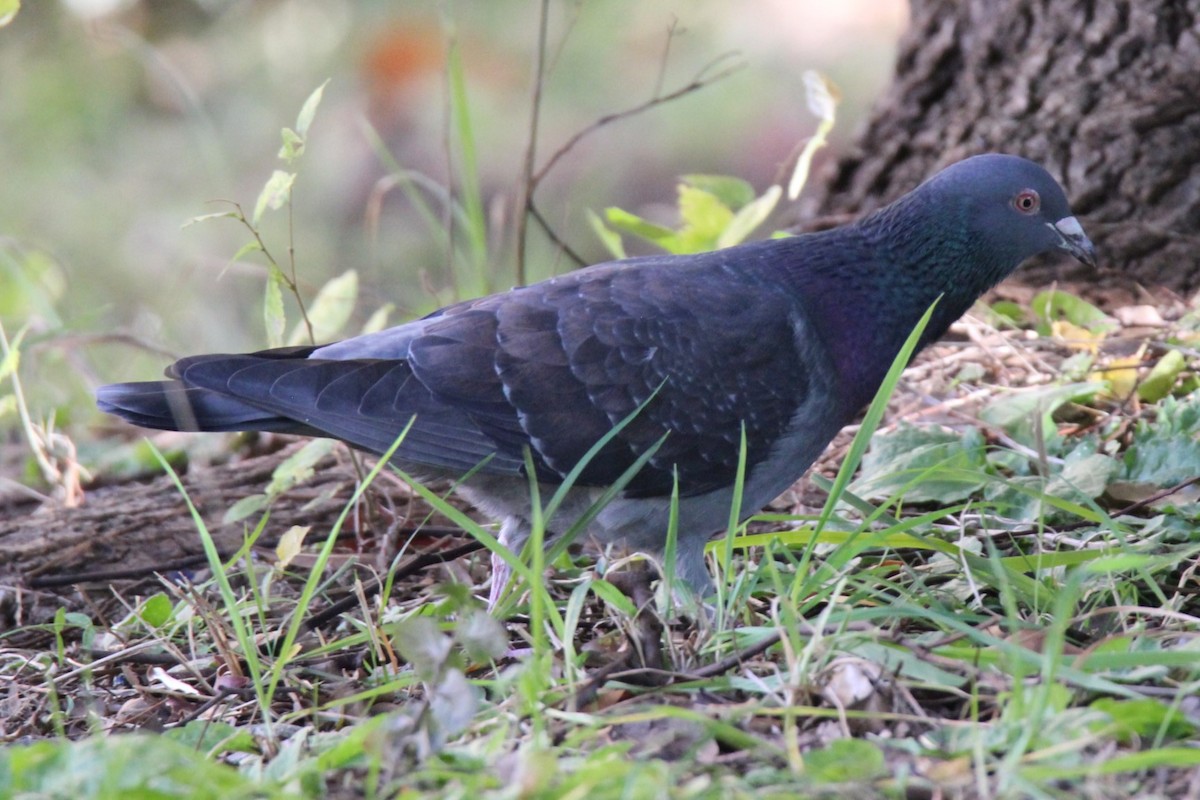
xmin=1049 ymin=216 xmax=1097 ymax=268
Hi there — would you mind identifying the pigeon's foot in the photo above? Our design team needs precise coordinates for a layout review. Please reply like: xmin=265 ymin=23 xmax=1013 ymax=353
xmin=485 ymin=550 xmax=511 ymax=612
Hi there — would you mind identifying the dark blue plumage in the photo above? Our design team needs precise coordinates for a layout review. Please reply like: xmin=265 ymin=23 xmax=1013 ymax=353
xmin=97 ymin=154 xmax=1096 ymax=605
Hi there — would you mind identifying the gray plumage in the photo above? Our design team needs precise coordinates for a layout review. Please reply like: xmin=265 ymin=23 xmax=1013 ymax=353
xmin=97 ymin=154 xmax=1096 ymax=605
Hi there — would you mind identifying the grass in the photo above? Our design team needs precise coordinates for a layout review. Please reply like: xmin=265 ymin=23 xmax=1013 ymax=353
xmin=3 ymin=15 xmax=1200 ymax=798
xmin=3 ymin=301 xmax=1199 ymax=799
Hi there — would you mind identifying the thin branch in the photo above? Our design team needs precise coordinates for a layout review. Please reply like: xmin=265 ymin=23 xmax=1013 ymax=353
xmin=208 ymin=200 xmax=314 ymax=343
xmin=531 ymin=52 xmax=743 ymax=188
xmin=514 ymin=0 xmax=553 ymax=287
xmin=28 ymin=552 xmax=225 ymax=588
xmin=528 ymin=201 xmax=588 ymax=267
xmin=652 ymin=17 xmax=682 ymax=99
xmin=519 ymin=50 xmax=743 ymax=268
xmin=302 ymin=539 xmax=484 ymax=631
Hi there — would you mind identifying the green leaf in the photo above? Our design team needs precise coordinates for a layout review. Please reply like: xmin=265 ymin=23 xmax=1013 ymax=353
xmin=294 ymin=79 xmax=329 ymax=139
xmin=0 ymin=0 xmax=19 ymax=28
xmin=987 ymin=300 xmax=1027 ymax=326
xmin=849 ymin=424 xmax=988 ymax=501
xmin=277 ymin=127 xmax=303 ymax=162
xmin=389 ymin=616 xmax=451 ymax=682
xmin=1049 ymin=451 xmax=1118 ymax=499
xmin=182 ymin=210 xmax=239 ymax=228
xmin=1138 ymin=348 xmax=1186 ymax=402
xmin=787 ymin=70 xmax=839 ymax=200
xmin=852 ymin=424 xmax=988 ymax=503
xmin=1123 ymin=391 xmax=1200 ymax=485
xmin=445 ymin=40 xmax=487 ymax=290
xmin=852 ymin=641 xmax=970 ymax=688
xmin=587 ymin=209 xmax=627 ymax=260
xmin=1059 ymin=350 xmax=1095 ymax=381
xmin=1124 ymin=436 xmax=1200 ymax=487
xmin=263 ymin=263 xmax=286 ymax=348
xmin=288 ymin=269 xmax=357 ymax=346
xmin=136 ymin=593 xmax=173 ymax=628
xmin=0 ymin=335 xmax=20 ymax=381
xmin=676 ymin=184 xmax=733 ymax=251
xmin=718 ymin=184 xmax=781 ymax=249
xmin=0 ymin=735 xmax=259 ymax=797
xmin=278 ymin=79 xmax=330 ymax=163
xmin=361 ymin=303 xmax=394 ymax=334
xmin=603 ymin=207 xmax=677 ymax=249
xmin=978 ymin=382 xmax=1102 ymax=449
xmin=681 ymin=174 xmax=756 ymax=211
xmin=804 ymin=739 xmax=886 ymax=782
xmin=1091 ymin=698 xmax=1196 ymax=743
xmin=453 ymin=609 xmax=508 ymax=663
xmin=1022 ymin=748 xmax=1200 ymax=781
xmin=252 ymin=170 xmax=295 ymax=226
xmin=229 ymin=240 xmax=262 ymax=265
xmin=588 ymin=579 xmax=638 ymax=617
xmin=222 ymin=493 xmax=268 ymax=525
xmin=265 ymin=439 xmax=336 ymax=496
xmin=166 ymin=720 xmax=257 ymax=755
xmin=1081 ymin=554 xmax=1157 ymax=574
xmin=1031 ymin=289 xmax=1115 ymax=333
xmin=429 ymin=668 xmax=477 ymax=741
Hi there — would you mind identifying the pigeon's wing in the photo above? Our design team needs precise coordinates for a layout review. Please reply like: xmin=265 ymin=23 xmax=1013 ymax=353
xmin=100 ymin=248 xmax=815 ymax=496
xmin=409 ymin=255 xmax=813 ymax=498
xmin=158 ymin=342 xmax=527 ymax=475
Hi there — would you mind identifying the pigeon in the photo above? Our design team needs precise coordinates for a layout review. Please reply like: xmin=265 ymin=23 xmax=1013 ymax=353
xmin=97 ymin=154 xmax=1096 ymax=607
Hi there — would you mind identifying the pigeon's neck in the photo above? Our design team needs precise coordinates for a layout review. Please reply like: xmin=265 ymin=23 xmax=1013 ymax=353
xmin=786 ymin=193 xmax=1017 ymax=410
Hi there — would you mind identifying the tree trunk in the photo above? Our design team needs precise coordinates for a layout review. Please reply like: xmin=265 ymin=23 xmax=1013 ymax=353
xmin=807 ymin=0 xmax=1200 ymax=293
xmin=0 ymin=444 xmax=458 ymax=630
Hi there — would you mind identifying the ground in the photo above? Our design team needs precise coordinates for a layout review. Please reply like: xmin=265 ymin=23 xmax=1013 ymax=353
xmin=1 ymin=284 xmax=1199 ymax=799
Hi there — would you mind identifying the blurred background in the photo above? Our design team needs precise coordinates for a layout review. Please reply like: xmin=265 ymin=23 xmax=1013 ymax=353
xmin=0 ymin=0 xmax=905 ymax=471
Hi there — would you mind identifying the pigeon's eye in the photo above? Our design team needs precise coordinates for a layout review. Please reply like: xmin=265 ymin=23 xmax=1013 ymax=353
xmin=1013 ymin=190 xmax=1040 ymax=214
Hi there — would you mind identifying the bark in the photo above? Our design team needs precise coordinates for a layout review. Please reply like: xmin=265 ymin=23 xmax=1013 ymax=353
xmin=0 ymin=444 xmax=448 ymax=630
xmin=807 ymin=0 xmax=1200 ymax=293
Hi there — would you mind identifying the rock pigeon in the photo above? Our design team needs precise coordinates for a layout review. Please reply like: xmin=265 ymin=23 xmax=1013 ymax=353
xmin=97 ymin=154 xmax=1096 ymax=607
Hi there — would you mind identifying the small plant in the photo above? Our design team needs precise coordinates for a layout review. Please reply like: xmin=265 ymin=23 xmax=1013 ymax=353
xmin=591 ymin=70 xmax=839 ymax=259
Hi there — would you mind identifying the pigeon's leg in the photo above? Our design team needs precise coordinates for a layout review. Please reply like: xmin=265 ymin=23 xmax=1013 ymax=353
xmin=672 ymin=537 xmax=714 ymax=599
xmin=486 ymin=516 xmax=532 ymax=611
xmin=669 ymin=537 xmax=716 ymax=622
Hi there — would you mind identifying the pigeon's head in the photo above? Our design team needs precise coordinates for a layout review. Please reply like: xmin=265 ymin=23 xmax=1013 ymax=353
xmin=925 ymin=154 xmax=1097 ymax=271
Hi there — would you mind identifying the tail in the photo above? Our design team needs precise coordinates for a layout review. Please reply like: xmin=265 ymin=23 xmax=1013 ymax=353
xmin=95 ymin=381 xmax=319 ymax=435
xmin=96 ymin=348 xmax=521 ymax=475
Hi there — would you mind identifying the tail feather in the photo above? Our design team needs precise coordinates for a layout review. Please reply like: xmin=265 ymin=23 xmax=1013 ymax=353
xmin=95 ymin=352 xmax=526 ymax=476
xmin=95 ymin=381 xmax=319 ymax=435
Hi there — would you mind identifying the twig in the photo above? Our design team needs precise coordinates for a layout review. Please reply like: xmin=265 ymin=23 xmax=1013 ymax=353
xmin=0 ymin=322 xmax=87 ymax=506
xmin=514 ymin=0 xmax=553 ymax=287
xmin=519 ymin=50 xmax=742 ymax=267
xmin=531 ymin=52 xmax=743 ymax=187
xmin=303 ymin=539 xmax=484 ymax=631
xmin=86 ymin=647 xmax=189 ymax=667
xmin=28 ymin=552 xmax=229 ymax=588
xmin=652 ymin=17 xmax=682 ymax=99
xmin=564 ymin=618 xmax=880 ymax=709
xmin=689 ymin=630 xmax=782 ymax=679
xmin=209 ymin=200 xmax=315 ymax=342
xmin=527 ymin=201 xmax=588 ymax=267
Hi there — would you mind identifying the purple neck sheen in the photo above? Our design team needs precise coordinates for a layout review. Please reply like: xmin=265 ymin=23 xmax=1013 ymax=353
xmin=789 ymin=193 xmax=1014 ymax=412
